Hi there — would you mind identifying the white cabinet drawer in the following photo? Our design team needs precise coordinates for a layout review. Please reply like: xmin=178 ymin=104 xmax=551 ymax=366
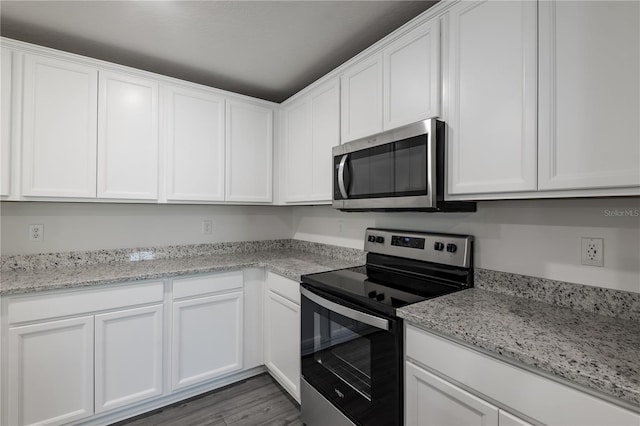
xmin=266 ymin=271 xmax=300 ymax=305
xmin=172 ymin=270 xmax=243 ymax=300
xmin=406 ymin=324 xmax=639 ymax=426
xmin=7 ymin=281 xmax=164 ymax=325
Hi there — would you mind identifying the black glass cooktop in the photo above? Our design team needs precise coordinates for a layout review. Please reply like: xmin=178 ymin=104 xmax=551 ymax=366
xmin=301 ymin=262 xmax=465 ymax=318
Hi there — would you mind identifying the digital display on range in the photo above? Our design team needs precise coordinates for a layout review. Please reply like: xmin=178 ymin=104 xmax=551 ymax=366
xmin=391 ymin=235 xmax=425 ymax=249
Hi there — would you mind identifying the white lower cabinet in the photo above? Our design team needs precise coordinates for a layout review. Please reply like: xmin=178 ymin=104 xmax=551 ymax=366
xmin=405 ymin=324 xmax=640 ymax=426
xmin=1 ymin=269 xmax=301 ymax=425
xmin=406 ymin=361 xmax=498 ymax=426
xmin=7 ymin=316 xmax=95 ymax=426
xmin=171 ymin=292 xmax=243 ymax=390
xmin=263 ymin=272 xmax=301 ymax=402
xmin=406 ymin=361 xmax=533 ymax=426
xmin=95 ymin=305 xmax=164 ymax=413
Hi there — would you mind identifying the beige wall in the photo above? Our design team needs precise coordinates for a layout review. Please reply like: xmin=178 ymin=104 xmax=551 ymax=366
xmin=292 ymin=198 xmax=640 ymax=293
xmin=2 ymin=198 xmax=639 ymax=294
xmin=0 ymin=202 xmax=292 ymax=255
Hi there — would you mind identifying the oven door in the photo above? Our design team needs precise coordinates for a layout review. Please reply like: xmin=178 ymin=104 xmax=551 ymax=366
xmin=301 ymin=286 xmax=402 ymax=426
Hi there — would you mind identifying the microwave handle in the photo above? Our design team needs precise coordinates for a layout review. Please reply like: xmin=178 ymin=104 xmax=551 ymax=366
xmin=301 ymin=287 xmax=389 ymax=331
xmin=338 ymin=154 xmax=349 ymax=199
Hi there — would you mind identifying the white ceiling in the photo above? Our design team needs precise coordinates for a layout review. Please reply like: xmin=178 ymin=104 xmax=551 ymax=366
xmin=1 ymin=1 xmax=437 ymax=103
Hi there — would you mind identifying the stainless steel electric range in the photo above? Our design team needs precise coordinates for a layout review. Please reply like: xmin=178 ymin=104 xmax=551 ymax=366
xmin=300 ymin=228 xmax=474 ymax=426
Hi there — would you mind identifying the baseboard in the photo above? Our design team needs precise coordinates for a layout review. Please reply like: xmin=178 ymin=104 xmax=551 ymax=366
xmin=75 ymin=366 xmax=267 ymax=426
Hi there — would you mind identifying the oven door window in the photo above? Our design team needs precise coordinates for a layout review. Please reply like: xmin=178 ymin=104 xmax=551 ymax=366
xmin=301 ymin=292 xmax=399 ymax=425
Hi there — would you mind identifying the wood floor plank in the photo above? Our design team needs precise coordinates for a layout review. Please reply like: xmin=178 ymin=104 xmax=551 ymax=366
xmin=113 ymin=374 xmax=301 ymax=426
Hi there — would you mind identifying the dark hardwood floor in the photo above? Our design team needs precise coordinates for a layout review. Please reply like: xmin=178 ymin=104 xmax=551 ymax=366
xmin=113 ymin=374 xmax=302 ymax=426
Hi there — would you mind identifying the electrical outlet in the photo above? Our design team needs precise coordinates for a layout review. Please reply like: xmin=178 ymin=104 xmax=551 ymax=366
xmin=581 ymin=237 xmax=603 ymax=267
xmin=29 ymin=224 xmax=44 ymax=242
xmin=202 ymin=220 xmax=212 ymax=235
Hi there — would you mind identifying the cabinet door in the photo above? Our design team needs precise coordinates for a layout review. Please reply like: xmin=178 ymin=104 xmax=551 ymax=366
xmin=499 ymin=410 xmax=533 ymax=426
xmin=384 ymin=19 xmax=441 ymax=129
xmin=283 ymin=98 xmax=312 ymax=201
xmin=8 ymin=316 xmax=94 ymax=426
xmin=225 ymin=99 xmax=273 ymax=202
xmin=95 ymin=305 xmax=163 ymax=413
xmin=172 ymin=291 xmax=243 ymax=390
xmin=341 ymin=54 xmax=383 ymax=142
xmin=21 ymin=54 xmax=98 ymax=198
xmin=309 ymin=78 xmax=340 ymax=201
xmin=538 ymin=1 xmax=640 ymax=190
xmin=1 ymin=47 xmax=12 ymax=197
xmin=264 ymin=289 xmax=300 ymax=401
xmin=98 ymin=71 xmax=159 ymax=199
xmin=447 ymin=0 xmax=537 ymax=195
xmin=405 ymin=361 xmax=498 ymax=426
xmin=166 ymin=86 xmax=225 ymax=202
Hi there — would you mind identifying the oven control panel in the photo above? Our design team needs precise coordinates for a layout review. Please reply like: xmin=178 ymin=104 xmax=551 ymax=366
xmin=364 ymin=228 xmax=473 ymax=268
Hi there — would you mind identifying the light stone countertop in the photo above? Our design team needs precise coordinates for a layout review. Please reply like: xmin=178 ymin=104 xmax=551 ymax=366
xmin=2 ymin=242 xmax=638 ymax=412
xmin=397 ymin=288 xmax=640 ymax=409
xmin=0 ymin=249 xmax=362 ymax=296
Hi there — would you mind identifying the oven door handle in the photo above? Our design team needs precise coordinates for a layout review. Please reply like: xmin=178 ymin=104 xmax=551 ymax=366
xmin=301 ymin=287 xmax=389 ymax=331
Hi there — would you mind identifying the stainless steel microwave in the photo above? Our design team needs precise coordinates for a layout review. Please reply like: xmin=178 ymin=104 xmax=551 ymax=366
xmin=332 ymin=119 xmax=476 ymax=212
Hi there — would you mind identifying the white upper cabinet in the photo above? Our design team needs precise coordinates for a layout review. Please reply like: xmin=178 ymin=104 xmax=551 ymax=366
xmin=310 ymin=79 xmax=340 ymax=201
xmin=341 ymin=19 xmax=442 ymax=143
xmin=225 ymin=99 xmax=273 ymax=202
xmin=383 ymin=19 xmax=441 ymax=130
xmin=166 ymin=85 xmax=225 ymax=202
xmin=98 ymin=71 xmax=159 ymax=200
xmin=283 ymin=98 xmax=311 ymax=201
xmin=1 ymin=47 xmax=12 ymax=197
xmin=283 ymin=77 xmax=339 ymax=203
xmin=446 ymin=0 xmax=537 ymax=195
xmin=538 ymin=0 xmax=640 ymax=191
xmin=341 ymin=54 xmax=383 ymax=143
xmin=21 ymin=54 xmax=98 ymax=198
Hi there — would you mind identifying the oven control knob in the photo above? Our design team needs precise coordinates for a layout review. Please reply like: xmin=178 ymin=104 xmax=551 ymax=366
xmin=434 ymin=242 xmax=444 ymax=251
xmin=375 ymin=236 xmax=385 ymax=244
xmin=446 ymin=243 xmax=458 ymax=253
xmin=368 ymin=235 xmax=376 ymax=242
xmin=368 ymin=290 xmax=377 ymax=299
xmin=376 ymin=293 xmax=385 ymax=301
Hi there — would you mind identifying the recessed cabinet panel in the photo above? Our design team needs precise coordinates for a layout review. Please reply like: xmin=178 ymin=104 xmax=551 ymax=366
xmin=384 ymin=19 xmax=441 ymax=129
xmin=499 ymin=410 xmax=534 ymax=426
xmin=8 ymin=316 xmax=94 ymax=426
xmin=447 ymin=0 xmax=537 ymax=195
xmin=95 ymin=305 xmax=164 ymax=413
xmin=538 ymin=0 xmax=640 ymax=190
xmin=264 ymin=289 xmax=300 ymax=402
xmin=284 ymin=99 xmax=312 ymax=201
xmin=310 ymin=79 xmax=340 ymax=201
xmin=166 ymin=86 xmax=225 ymax=201
xmin=225 ymin=100 xmax=273 ymax=202
xmin=22 ymin=54 xmax=98 ymax=198
xmin=283 ymin=77 xmax=339 ymax=203
xmin=341 ymin=54 xmax=383 ymax=143
xmin=405 ymin=361 xmax=499 ymax=426
xmin=98 ymin=71 xmax=159 ymax=200
xmin=1 ymin=47 xmax=12 ymax=197
xmin=172 ymin=292 xmax=243 ymax=390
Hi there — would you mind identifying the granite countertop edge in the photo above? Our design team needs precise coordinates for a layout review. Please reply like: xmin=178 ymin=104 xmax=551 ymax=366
xmin=397 ymin=289 xmax=640 ymax=411
xmin=0 ymin=250 xmax=361 ymax=296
